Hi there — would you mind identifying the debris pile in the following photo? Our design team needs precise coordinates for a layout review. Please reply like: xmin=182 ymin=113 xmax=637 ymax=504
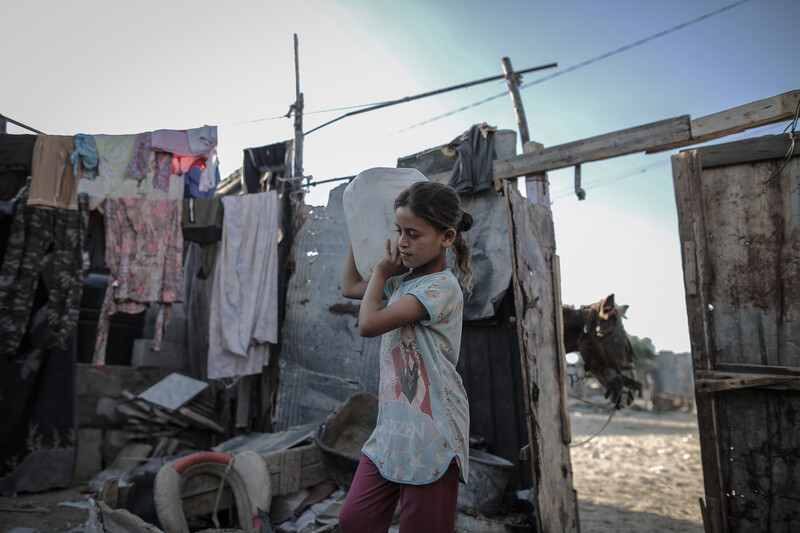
xmin=114 ymin=373 xmax=223 ymax=441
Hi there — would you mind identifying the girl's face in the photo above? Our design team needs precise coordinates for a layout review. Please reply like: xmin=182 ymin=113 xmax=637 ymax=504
xmin=394 ymin=206 xmax=455 ymax=277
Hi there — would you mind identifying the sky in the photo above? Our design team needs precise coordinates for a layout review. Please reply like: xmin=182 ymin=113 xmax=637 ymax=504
xmin=3 ymin=0 xmax=798 ymax=354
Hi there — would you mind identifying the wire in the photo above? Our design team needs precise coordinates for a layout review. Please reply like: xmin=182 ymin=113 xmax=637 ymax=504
xmin=764 ymin=96 xmax=800 ymax=185
xmin=397 ymin=0 xmax=753 ymax=133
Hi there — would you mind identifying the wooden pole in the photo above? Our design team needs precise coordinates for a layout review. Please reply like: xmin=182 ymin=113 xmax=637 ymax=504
xmin=501 ymin=57 xmax=550 ymax=206
xmin=293 ymin=33 xmax=304 ymax=179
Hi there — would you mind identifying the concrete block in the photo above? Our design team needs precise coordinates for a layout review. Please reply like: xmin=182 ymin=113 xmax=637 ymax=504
xmin=74 ymin=428 xmax=103 ymax=482
xmin=131 ymin=339 xmax=188 ymax=370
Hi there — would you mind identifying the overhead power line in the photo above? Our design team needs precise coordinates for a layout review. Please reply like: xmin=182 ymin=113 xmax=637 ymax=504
xmin=303 ymin=62 xmax=557 ymax=136
xmin=397 ymin=0 xmax=753 ymax=132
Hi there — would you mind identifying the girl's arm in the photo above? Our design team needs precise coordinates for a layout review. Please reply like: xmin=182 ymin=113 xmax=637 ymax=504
xmin=358 ymin=240 xmax=426 ymax=338
xmin=342 ymin=244 xmax=369 ymax=299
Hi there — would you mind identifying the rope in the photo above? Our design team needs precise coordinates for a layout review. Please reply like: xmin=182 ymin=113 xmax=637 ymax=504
xmin=569 ymin=406 xmax=617 ymax=448
xmin=211 ymin=458 xmax=236 ymax=529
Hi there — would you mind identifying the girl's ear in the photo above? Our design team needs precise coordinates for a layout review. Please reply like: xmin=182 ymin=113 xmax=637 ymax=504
xmin=441 ymin=228 xmax=456 ymax=248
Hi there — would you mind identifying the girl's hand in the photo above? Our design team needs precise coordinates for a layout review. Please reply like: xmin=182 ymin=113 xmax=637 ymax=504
xmin=374 ymin=238 xmax=408 ymax=279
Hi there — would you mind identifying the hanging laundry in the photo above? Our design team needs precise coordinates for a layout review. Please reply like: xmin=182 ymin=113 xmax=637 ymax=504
xmin=0 ymin=133 xmax=37 ymax=201
xmin=186 ymin=125 xmax=217 ymax=153
xmin=83 ymin=134 xmax=138 ymax=200
xmin=199 ymin=146 xmax=219 ymax=193
xmin=182 ymin=197 xmax=223 ymax=279
xmin=125 ymin=132 xmax=172 ymax=191
xmin=27 ymin=135 xmax=82 ymax=210
xmin=184 ymin=166 xmax=219 ymax=200
xmin=0 ymin=187 xmax=88 ymax=354
xmin=70 ymin=134 xmax=99 ymax=181
xmin=93 ymin=198 xmax=183 ymax=368
xmin=207 ymin=191 xmax=278 ymax=380
xmin=242 ymin=141 xmax=287 ymax=194
xmin=152 ymin=127 xmax=216 ymax=157
xmin=448 ymin=122 xmax=497 ymax=193
xmin=172 ymin=154 xmax=206 ymax=176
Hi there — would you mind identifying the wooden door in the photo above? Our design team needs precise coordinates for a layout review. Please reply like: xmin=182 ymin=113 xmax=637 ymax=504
xmin=671 ymin=135 xmax=800 ymax=532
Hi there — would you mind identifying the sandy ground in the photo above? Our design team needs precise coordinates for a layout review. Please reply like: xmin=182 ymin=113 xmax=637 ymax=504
xmin=569 ymin=404 xmax=705 ymax=533
xmin=0 ymin=405 xmax=706 ymax=533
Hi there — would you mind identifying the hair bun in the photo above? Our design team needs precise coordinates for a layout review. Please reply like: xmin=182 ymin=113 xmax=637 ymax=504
xmin=458 ymin=212 xmax=473 ymax=232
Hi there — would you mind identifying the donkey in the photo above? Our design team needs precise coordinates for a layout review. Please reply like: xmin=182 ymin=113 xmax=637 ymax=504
xmin=562 ymin=294 xmax=642 ymax=409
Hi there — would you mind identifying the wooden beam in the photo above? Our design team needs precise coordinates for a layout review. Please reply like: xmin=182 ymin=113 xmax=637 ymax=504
xmin=693 ymin=134 xmax=798 ymax=169
xmin=648 ymin=90 xmax=800 ymax=153
xmin=492 ymin=115 xmax=691 ymax=179
xmin=694 ymin=370 xmax=800 ymax=393
xmin=691 ymin=90 xmax=800 ymax=143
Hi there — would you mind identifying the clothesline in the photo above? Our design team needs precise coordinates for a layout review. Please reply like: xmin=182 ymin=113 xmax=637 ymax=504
xmin=0 ymin=113 xmax=44 ymax=135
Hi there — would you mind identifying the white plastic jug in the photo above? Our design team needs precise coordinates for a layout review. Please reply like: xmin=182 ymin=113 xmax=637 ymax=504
xmin=343 ymin=167 xmax=428 ymax=279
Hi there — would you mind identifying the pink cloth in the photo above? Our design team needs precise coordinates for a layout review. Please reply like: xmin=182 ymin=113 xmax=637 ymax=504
xmin=92 ymin=198 xmax=183 ymax=368
xmin=152 ymin=128 xmax=215 ymax=157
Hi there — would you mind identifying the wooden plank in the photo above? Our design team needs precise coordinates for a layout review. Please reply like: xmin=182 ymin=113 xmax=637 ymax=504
xmin=261 ymin=444 xmax=327 ymax=496
xmin=671 ymin=150 xmax=728 ymax=533
xmin=691 ymin=90 xmax=800 ymax=143
xmin=552 ymin=255 xmax=571 ymax=445
xmin=715 ymin=363 xmax=800 ymax=376
xmin=507 ymin=187 xmax=577 ymax=532
xmin=694 ymin=370 xmax=800 ymax=392
xmin=492 ymin=116 xmax=691 ymax=179
xmin=694 ymin=134 xmax=799 ymax=169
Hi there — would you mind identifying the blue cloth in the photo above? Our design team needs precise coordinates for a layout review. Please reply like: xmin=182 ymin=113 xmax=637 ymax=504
xmin=70 ymin=134 xmax=99 ymax=180
xmin=184 ymin=166 xmax=218 ymax=199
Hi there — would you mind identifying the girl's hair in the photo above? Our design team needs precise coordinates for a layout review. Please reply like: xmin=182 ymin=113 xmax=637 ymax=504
xmin=394 ymin=181 xmax=474 ymax=291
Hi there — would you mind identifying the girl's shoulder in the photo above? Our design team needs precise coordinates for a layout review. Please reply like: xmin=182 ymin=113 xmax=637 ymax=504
xmin=404 ymin=269 xmax=461 ymax=299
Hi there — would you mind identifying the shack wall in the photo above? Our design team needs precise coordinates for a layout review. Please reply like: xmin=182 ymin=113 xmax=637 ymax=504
xmin=672 ymin=135 xmax=800 ymax=532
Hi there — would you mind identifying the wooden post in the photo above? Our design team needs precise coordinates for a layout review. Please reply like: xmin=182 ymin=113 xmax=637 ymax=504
xmin=501 ymin=57 xmax=550 ymax=205
xmin=293 ymin=33 xmax=304 ymax=179
xmin=0 ymin=115 xmax=6 ymax=133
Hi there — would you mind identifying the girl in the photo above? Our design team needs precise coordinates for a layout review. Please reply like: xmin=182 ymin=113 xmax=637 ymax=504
xmin=339 ymin=181 xmax=473 ymax=533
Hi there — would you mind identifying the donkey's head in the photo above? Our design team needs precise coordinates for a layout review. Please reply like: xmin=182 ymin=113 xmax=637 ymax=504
xmin=575 ymin=294 xmax=642 ymax=408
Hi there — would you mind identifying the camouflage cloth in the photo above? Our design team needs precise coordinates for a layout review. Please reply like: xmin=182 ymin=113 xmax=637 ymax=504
xmin=0 ymin=192 xmax=88 ymax=355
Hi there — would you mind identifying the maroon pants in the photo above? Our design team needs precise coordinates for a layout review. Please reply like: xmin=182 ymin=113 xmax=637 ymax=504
xmin=339 ymin=455 xmax=460 ymax=533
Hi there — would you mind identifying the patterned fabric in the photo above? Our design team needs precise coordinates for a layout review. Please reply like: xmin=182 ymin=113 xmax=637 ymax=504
xmin=92 ymin=134 xmax=138 ymax=199
xmin=362 ymin=269 xmax=470 ymax=485
xmin=92 ymin=198 xmax=183 ymax=367
xmin=0 ymin=192 xmax=88 ymax=354
xmin=125 ymin=132 xmax=173 ymax=191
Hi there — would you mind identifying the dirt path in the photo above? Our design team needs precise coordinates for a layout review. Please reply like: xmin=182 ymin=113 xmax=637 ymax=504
xmin=569 ymin=405 xmax=705 ymax=532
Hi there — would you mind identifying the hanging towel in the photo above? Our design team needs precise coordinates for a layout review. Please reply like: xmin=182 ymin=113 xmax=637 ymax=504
xmin=71 ymin=134 xmax=99 ymax=181
xmin=448 ymin=123 xmax=496 ymax=193
xmin=92 ymin=198 xmax=183 ymax=368
xmin=27 ymin=135 xmax=81 ymax=210
xmin=207 ymin=191 xmax=278 ymax=380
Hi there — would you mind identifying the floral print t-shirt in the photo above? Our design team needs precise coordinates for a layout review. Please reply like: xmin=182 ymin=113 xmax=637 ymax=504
xmin=362 ymin=269 xmax=470 ymax=485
